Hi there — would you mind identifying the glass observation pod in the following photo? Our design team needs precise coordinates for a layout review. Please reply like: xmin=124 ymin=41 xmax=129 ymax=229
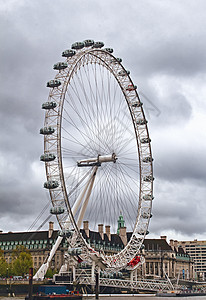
xmin=132 ymin=101 xmax=143 ymax=108
xmin=42 ymin=101 xmax=57 ymax=110
xmin=83 ymin=39 xmax=94 ymax=47
xmin=118 ymin=70 xmax=130 ymax=76
xmin=140 ymin=138 xmax=151 ymax=144
xmin=40 ymin=126 xmax=55 ymax=135
xmin=50 ymin=207 xmax=65 ymax=215
xmin=68 ymin=247 xmax=82 ymax=256
xmin=53 ymin=62 xmax=68 ymax=70
xmin=142 ymin=156 xmax=153 ymax=163
xmin=40 ymin=153 xmax=56 ymax=162
xmin=143 ymin=175 xmax=154 ymax=182
xmin=46 ymin=80 xmax=61 ymax=88
xmin=126 ymin=84 xmax=137 ymax=91
xmin=58 ymin=229 xmax=74 ymax=238
xmin=143 ymin=194 xmax=154 ymax=201
xmin=136 ymin=119 xmax=148 ymax=125
xmin=138 ymin=230 xmax=149 ymax=235
xmin=71 ymin=42 xmax=84 ymax=50
xmin=62 ymin=49 xmax=76 ymax=57
xmin=44 ymin=180 xmax=59 ymax=189
xmin=92 ymin=41 xmax=104 ymax=48
xmin=141 ymin=212 xmax=152 ymax=219
xmin=110 ymin=57 xmax=122 ymax=64
xmin=104 ymin=48 xmax=113 ymax=53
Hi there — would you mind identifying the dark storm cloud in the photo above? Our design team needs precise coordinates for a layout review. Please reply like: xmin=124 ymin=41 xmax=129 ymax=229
xmin=0 ymin=0 xmax=206 ymax=241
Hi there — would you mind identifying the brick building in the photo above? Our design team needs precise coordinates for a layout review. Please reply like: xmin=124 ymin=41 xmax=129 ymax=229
xmin=0 ymin=222 xmax=194 ymax=280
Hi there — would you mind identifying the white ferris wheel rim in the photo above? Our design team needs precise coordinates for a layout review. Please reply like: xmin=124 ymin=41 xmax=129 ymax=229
xmin=42 ymin=42 xmax=154 ymax=270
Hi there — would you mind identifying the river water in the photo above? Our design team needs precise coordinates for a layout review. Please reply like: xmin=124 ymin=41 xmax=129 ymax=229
xmin=1 ymin=296 xmax=206 ymax=300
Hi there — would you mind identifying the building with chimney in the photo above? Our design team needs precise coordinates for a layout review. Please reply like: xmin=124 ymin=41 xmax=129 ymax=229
xmin=0 ymin=219 xmax=194 ymax=280
xmin=170 ymin=239 xmax=206 ymax=280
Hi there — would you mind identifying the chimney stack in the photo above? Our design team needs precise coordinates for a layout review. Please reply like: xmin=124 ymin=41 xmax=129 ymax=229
xmin=105 ymin=225 xmax=111 ymax=241
xmin=48 ymin=221 xmax=54 ymax=239
xmin=119 ymin=227 xmax=127 ymax=246
xmin=174 ymin=240 xmax=178 ymax=248
xmin=170 ymin=239 xmax=174 ymax=249
xmin=98 ymin=224 xmax=104 ymax=240
xmin=160 ymin=236 xmax=167 ymax=241
xmin=83 ymin=221 xmax=89 ymax=238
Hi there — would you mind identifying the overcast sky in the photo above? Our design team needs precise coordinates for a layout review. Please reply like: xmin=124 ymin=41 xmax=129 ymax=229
xmin=0 ymin=0 xmax=206 ymax=242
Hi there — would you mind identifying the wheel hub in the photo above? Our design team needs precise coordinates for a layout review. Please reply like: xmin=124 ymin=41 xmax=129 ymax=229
xmin=77 ymin=153 xmax=117 ymax=167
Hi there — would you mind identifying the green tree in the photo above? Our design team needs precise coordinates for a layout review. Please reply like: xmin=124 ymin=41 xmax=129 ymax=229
xmin=0 ymin=250 xmax=8 ymax=277
xmin=45 ymin=268 xmax=57 ymax=278
xmin=13 ymin=252 xmax=33 ymax=277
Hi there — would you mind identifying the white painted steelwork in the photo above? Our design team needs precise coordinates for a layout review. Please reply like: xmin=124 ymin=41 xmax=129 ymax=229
xmin=40 ymin=40 xmax=154 ymax=273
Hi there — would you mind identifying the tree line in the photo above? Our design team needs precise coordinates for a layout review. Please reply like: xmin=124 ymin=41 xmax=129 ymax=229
xmin=0 ymin=246 xmax=56 ymax=278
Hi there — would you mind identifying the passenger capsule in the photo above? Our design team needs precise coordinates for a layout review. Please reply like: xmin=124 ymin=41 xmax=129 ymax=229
xmin=42 ymin=101 xmax=57 ymax=110
xmin=84 ymin=39 xmax=94 ymax=47
xmin=141 ymin=212 xmax=151 ymax=219
xmin=143 ymin=194 xmax=154 ymax=201
xmin=68 ymin=247 xmax=82 ymax=256
xmin=143 ymin=175 xmax=154 ymax=182
xmin=59 ymin=229 xmax=74 ymax=238
xmin=142 ymin=156 xmax=153 ymax=163
xmin=40 ymin=153 xmax=56 ymax=162
xmin=40 ymin=126 xmax=55 ymax=135
xmin=44 ymin=180 xmax=59 ymax=189
xmin=126 ymin=84 xmax=137 ymax=91
xmin=50 ymin=207 xmax=64 ymax=215
xmin=136 ymin=119 xmax=147 ymax=125
xmin=46 ymin=80 xmax=61 ymax=88
xmin=71 ymin=42 xmax=84 ymax=50
xmin=93 ymin=41 xmax=104 ymax=48
xmin=140 ymin=244 xmax=145 ymax=250
xmin=132 ymin=102 xmax=143 ymax=108
xmin=110 ymin=58 xmax=122 ymax=64
xmin=140 ymin=138 xmax=151 ymax=144
xmin=53 ymin=62 xmax=68 ymax=70
xmin=62 ymin=49 xmax=76 ymax=57
xmin=138 ymin=230 xmax=149 ymax=235
xmin=118 ymin=70 xmax=130 ymax=76
xmin=105 ymin=48 xmax=113 ymax=53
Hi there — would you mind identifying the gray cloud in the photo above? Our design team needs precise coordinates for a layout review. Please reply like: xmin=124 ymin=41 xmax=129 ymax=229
xmin=0 ymin=0 xmax=206 ymax=242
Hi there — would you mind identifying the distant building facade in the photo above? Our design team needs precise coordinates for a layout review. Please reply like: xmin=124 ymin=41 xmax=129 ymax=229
xmin=0 ymin=222 xmax=194 ymax=280
xmin=170 ymin=239 xmax=206 ymax=280
xmin=142 ymin=236 xmax=194 ymax=280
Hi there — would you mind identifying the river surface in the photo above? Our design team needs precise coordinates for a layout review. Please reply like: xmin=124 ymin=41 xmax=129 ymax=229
xmin=1 ymin=296 xmax=206 ymax=300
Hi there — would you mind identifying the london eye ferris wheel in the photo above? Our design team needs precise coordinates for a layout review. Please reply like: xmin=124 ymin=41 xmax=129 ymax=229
xmin=39 ymin=39 xmax=154 ymax=273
